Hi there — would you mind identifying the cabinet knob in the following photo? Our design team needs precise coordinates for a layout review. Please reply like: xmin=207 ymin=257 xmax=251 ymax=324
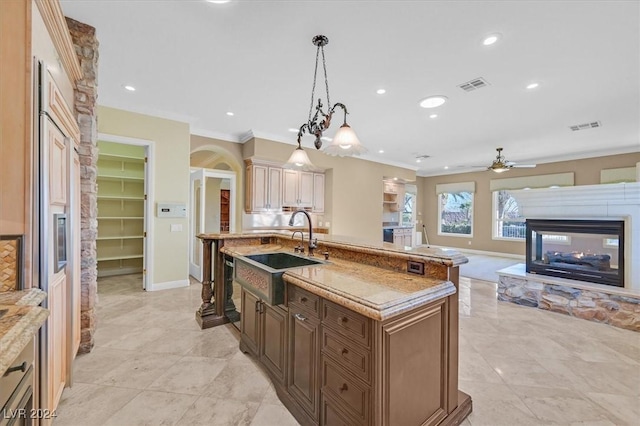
xmin=300 ymin=297 xmax=308 ymax=303
xmin=341 ymin=348 xmax=349 ymax=356
xmin=294 ymin=313 xmax=307 ymax=322
xmin=339 ymin=383 xmax=349 ymax=393
xmin=338 ymin=316 xmax=348 ymax=324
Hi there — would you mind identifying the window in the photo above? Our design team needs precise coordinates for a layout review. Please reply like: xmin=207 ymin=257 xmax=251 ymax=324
xmin=402 ymin=187 xmax=416 ymax=226
xmin=493 ymin=190 xmax=525 ymax=240
xmin=438 ymin=191 xmax=473 ymax=236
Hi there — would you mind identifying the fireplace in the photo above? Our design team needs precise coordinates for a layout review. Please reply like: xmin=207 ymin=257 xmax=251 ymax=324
xmin=526 ymin=219 xmax=624 ymax=287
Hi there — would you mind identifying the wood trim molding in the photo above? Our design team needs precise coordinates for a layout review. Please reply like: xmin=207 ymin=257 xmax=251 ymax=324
xmin=47 ymin=74 xmax=80 ymax=142
xmin=34 ymin=0 xmax=83 ymax=84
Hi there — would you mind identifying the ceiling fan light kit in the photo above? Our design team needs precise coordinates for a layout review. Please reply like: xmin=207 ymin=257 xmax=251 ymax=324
xmin=487 ymin=147 xmax=536 ymax=172
xmin=286 ymin=35 xmax=367 ymax=169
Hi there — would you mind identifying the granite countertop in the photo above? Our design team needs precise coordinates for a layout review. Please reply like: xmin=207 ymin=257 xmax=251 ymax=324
xmin=200 ymin=230 xmax=468 ymax=267
xmin=0 ymin=289 xmax=49 ymax=374
xmin=382 ymin=225 xmax=414 ymax=230
xmin=223 ymin=244 xmax=456 ymax=321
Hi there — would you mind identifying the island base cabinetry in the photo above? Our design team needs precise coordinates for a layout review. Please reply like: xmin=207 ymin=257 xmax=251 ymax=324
xmin=239 ymin=287 xmax=287 ymax=384
xmin=239 ymin=280 xmax=470 ymax=425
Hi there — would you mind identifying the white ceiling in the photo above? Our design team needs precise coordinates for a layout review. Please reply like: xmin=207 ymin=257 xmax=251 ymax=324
xmin=60 ymin=0 xmax=640 ymax=177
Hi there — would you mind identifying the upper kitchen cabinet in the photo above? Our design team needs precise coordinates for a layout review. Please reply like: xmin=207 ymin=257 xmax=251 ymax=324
xmin=245 ymin=160 xmax=283 ymax=212
xmin=245 ymin=159 xmax=325 ymax=213
xmin=283 ymin=169 xmax=313 ymax=208
xmin=312 ymin=173 xmax=325 ymax=213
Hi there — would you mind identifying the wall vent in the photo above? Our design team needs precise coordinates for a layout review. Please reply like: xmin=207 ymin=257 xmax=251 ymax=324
xmin=569 ymin=121 xmax=601 ymax=131
xmin=458 ymin=77 xmax=490 ymax=92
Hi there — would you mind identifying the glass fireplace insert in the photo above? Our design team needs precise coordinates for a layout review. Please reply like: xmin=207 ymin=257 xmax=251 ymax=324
xmin=525 ymin=219 xmax=624 ymax=287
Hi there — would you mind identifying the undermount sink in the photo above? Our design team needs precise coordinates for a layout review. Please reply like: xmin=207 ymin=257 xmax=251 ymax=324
xmin=245 ymin=252 xmax=324 ymax=269
xmin=234 ymin=252 xmax=325 ymax=305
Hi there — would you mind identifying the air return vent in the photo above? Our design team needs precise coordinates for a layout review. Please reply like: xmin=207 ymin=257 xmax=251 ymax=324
xmin=569 ymin=121 xmax=601 ymax=131
xmin=458 ymin=77 xmax=490 ymax=92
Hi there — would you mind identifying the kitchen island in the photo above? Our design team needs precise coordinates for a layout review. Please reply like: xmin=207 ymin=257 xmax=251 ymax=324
xmin=196 ymin=231 xmax=472 ymax=425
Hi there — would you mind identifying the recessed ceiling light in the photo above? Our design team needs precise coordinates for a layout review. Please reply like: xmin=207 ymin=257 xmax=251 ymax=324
xmin=483 ymin=33 xmax=501 ymax=46
xmin=378 ymin=149 xmax=384 ymax=154
xmin=288 ymin=128 xmax=299 ymax=133
xmin=124 ymin=85 xmax=136 ymax=91
xmin=419 ymin=96 xmax=447 ymax=109
xmin=444 ymin=166 xmax=449 ymax=170
xmin=429 ymin=114 xmax=438 ymax=119
xmin=393 ymin=177 xmax=398 ymax=181
xmin=226 ymin=111 xmax=234 ymax=116
xmin=416 ymin=159 xmax=421 ymax=163
xmin=206 ymin=0 xmax=231 ymax=3
xmin=526 ymin=82 xmax=540 ymax=90
xmin=376 ymin=88 xmax=386 ymax=95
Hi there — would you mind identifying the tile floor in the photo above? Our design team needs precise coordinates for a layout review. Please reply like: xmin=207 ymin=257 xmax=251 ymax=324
xmin=54 ymin=274 xmax=639 ymax=426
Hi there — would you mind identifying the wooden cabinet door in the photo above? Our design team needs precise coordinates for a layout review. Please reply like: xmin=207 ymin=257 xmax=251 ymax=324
xmin=298 ymin=171 xmax=314 ymax=207
xmin=267 ymin=167 xmax=282 ymax=210
xmin=250 ymin=164 xmax=269 ymax=211
xmin=260 ymin=304 xmax=287 ymax=383
xmin=240 ymin=288 xmax=260 ymax=355
xmin=48 ymin=272 xmax=67 ymax=412
xmin=288 ymin=308 xmax=320 ymax=420
xmin=48 ymin=123 xmax=67 ymax=206
xmin=282 ymin=169 xmax=299 ymax=206
xmin=312 ymin=173 xmax=325 ymax=213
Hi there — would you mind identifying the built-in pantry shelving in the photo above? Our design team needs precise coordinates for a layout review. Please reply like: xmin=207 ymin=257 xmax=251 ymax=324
xmin=97 ymin=141 xmax=146 ymax=277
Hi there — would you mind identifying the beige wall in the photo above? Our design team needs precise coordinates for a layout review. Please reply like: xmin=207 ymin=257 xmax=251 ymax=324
xmin=418 ymin=152 xmax=640 ymax=255
xmin=98 ymin=106 xmax=191 ymax=285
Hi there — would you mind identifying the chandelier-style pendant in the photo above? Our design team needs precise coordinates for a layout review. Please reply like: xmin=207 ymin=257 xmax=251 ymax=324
xmin=286 ymin=34 xmax=366 ymax=169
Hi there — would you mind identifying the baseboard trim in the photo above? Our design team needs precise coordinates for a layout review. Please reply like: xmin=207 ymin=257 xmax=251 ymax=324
xmin=147 ymin=279 xmax=189 ymax=292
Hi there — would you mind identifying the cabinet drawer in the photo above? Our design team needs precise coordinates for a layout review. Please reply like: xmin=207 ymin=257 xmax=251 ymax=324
xmin=321 ymin=328 xmax=370 ymax=383
xmin=321 ymin=394 xmax=362 ymax=426
xmin=0 ymin=339 xmax=34 ymax=410
xmin=288 ymin=285 xmax=320 ymax=318
xmin=322 ymin=357 xmax=370 ymax=424
xmin=322 ymin=300 xmax=371 ymax=348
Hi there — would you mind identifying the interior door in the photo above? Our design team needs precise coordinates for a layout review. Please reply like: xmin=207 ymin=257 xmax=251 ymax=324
xmin=189 ymin=169 xmax=206 ymax=281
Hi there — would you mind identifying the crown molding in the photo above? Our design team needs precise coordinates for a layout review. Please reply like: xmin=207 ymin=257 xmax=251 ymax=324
xmin=35 ymin=0 xmax=83 ymax=83
xmin=190 ymin=127 xmax=241 ymax=143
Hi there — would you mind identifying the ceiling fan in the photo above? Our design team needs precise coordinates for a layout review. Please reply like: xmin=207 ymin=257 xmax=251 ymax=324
xmin=484 ymin=147 xmax=537 ymax=173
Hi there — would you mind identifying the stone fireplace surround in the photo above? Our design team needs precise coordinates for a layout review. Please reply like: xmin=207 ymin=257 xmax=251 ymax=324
xmin=497 ymin=182 xmax=639 ymax=331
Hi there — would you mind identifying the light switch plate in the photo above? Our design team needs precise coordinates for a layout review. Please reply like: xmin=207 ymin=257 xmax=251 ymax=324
xmin=170 ymin=224 xmax=183 ymax=232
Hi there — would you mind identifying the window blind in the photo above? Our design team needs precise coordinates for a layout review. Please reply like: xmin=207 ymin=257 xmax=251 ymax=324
xmin=489 ymin=172 xmax=574 ymax=191
xmin=435 ymin=181 xmax=475 ymax=194
xmin=600 ymin=167 xmax=636 ymax=184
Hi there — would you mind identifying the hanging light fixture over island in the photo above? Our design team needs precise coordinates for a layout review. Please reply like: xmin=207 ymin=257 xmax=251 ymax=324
xmin=286 ymin=35 xmax=366 ymax=170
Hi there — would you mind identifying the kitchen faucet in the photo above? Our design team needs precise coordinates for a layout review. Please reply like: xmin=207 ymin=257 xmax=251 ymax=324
xmin=291 ymin=230 xmax=305 ymax=254
xmin=289 ymin=209 xmax=317 ymax=256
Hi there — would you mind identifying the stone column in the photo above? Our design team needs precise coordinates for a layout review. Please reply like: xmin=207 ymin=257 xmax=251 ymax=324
xmin=66 ymin=17 xmax=98 ymax=354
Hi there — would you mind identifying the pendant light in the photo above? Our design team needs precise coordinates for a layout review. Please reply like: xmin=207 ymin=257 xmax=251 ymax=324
xmin=285 ymin=35 xmax=366 ymax=168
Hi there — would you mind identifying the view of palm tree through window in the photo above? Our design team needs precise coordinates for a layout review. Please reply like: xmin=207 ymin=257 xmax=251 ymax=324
xmin=439 ymin=192 xmax=473 ymax=235
xmin=494 ymin=190 xmax=525 ymax=239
